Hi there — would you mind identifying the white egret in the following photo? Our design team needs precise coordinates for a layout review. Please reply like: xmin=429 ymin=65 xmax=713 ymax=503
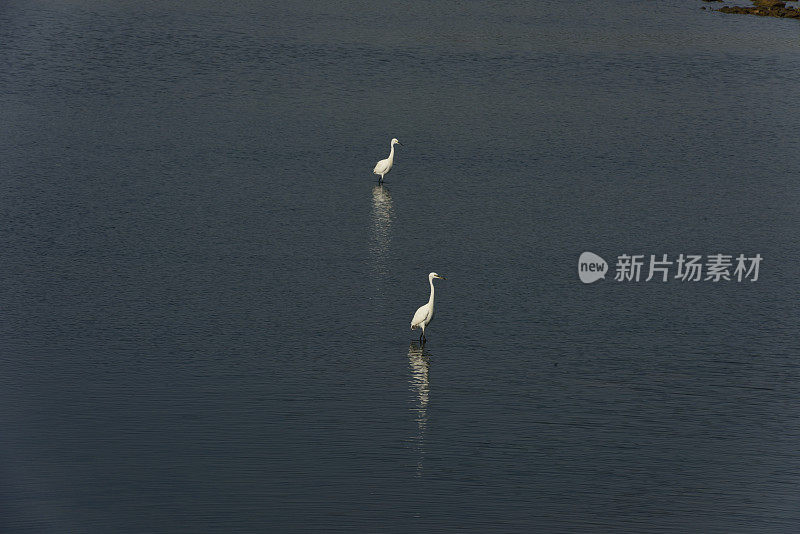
xmin=373 ymin=138 xmax=402 ymax=183
xmin=410 ymin=272 xmax=446 ymax=343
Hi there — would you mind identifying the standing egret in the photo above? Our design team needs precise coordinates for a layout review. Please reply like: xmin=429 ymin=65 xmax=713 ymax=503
xmin=373 ymin=138 xmax=402 ymax=183
xmin=411 ymin=272 xmax=446 ymax=344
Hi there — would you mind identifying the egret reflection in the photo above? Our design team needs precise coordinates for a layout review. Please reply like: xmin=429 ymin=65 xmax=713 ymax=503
xmin=408 ymin=342 xmax=430 ymax=477
xmin=370 ymin=184 xmax=394 ymax=277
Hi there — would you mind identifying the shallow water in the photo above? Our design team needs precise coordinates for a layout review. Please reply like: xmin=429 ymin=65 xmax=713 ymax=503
xmin=2 ymin=1 xmax=800 ymax=532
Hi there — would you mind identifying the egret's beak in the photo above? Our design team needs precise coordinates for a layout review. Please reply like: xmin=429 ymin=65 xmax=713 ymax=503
xmin=435 ymin=275 xmax=446 ymax=280
xmin=398 ymin=142 xmax=404 ymax=146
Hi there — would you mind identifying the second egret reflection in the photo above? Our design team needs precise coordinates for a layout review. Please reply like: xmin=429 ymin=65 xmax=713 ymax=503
xmin=408 ymin=342 xmax=430 ymax=478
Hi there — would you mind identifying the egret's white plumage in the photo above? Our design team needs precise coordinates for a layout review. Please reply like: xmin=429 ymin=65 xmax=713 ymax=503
xmin=373 ymin=138 xmax=402 ymax=182
xmin=411 ymin=272 xmax=446 ymax=343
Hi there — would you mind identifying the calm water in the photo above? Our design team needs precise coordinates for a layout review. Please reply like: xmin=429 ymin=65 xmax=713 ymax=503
xmin=2 ymin=1 xmax=800 ymax=532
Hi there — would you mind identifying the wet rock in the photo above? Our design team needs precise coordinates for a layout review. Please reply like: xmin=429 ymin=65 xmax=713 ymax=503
xmin=753 ymin=0 xmax=785 ymax=7
xmin=717 ymin=0 xmax=800 ymax=18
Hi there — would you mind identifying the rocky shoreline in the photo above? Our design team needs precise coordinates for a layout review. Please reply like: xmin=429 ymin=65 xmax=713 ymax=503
xmin=709 ymin=0 xmax=800 ymax=19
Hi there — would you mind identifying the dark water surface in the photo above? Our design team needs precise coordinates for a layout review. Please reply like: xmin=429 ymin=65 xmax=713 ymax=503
xmin=2 ymin=1 xmax=800 ymax=532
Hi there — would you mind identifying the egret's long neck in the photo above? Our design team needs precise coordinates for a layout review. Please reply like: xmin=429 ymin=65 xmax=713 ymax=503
xmin=388 ymin=143 xmax=395 ymax=163
xmin=428 ymin=277 xmax=435 ymax=305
